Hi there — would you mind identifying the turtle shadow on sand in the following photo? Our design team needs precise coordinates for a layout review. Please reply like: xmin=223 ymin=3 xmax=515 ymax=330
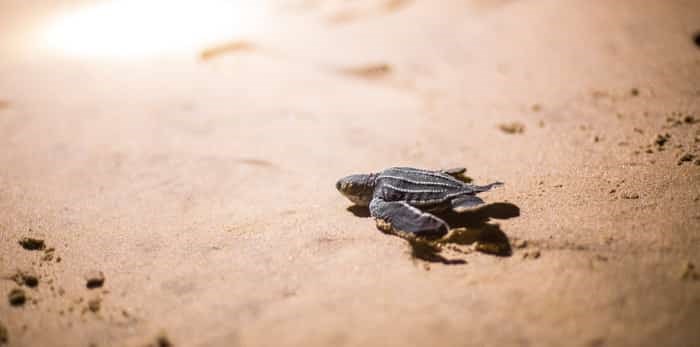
xmin=347 ymin=202 xmax=520 ymax=264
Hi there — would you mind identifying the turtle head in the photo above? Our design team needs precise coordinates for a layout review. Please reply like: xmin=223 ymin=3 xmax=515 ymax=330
xmin=336 ymin=174 xmax=376 ymax=206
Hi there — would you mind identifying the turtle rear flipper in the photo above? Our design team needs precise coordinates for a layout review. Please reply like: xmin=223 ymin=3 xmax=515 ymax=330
xmin=451 ymin=195 xmax=485 ymax=212
xmin=440 ymin=167 xmax=466 ymax=176
xmin=370 ymin=198 xmax=449 ymax=237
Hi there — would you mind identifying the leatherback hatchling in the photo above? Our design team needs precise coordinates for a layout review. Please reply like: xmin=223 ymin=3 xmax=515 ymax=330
xmin=336 ymin=167 xmax=502 ymax=237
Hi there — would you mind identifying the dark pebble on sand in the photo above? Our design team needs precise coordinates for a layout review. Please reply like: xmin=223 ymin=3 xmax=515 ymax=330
xmin=498 ymin=122 xmax=525 ymax=134
xmin=42 ymin=248 xmax=55 ymax=261
xmin=87 ymin=298 xmax=101 ymax=313
xmin=681 ymin=261 xmax=700 ymax=281
xmin=678 ymin=153 xmax=696 ymax=165
xmin=156 ymin=335 xmax=173 ymax=347
xmin=475 ymin=241 xmax=510 ymax=255
xmin=622 ymin=192 xmax=640 ymax=200
xmin=522 ymin=250 xmax=541 ymax=259
xmin=0 ymin=321 xmax=7 ymax=345
xmin=145 ymin=332 xmax=173 ymax=347
xmin=513 ymin=239 xmax=528 ymax=249
xmin=85 ymin=271 xmax=105 ymax=289
xmin=654 ymin=133 xmax=670 ymax=147
xmin=8 ymin=288 xmax=26 ymax=306
xmin=14 ymin=270 xmax=39 ymax=288
xmin=24 ymin=276 xmax=38 ymax=288
xmin=18 ymin=237 xmax=45 ymax=251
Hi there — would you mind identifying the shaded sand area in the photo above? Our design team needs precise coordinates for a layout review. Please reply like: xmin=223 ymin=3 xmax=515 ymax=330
xmin=1 ymin=0 xmax=700 ymax=346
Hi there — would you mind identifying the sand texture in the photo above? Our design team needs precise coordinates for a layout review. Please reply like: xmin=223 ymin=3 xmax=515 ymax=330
xmin=1 ymin=1 xmax=699 ymax=346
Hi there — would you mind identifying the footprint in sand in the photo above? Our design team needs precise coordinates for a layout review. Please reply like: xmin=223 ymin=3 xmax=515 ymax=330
xmin=326 ymin=0 xmax=413 ymax=24
xmin=199 ymin=40 xmax=257 ymax=61
xmin=337 ymin=63 xmax=392 ymax=79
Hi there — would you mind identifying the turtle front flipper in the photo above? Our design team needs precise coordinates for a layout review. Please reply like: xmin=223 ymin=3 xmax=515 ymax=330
xmin=451 ymin=195 xmax=485 ymax=212
xmin=369 ymin=198 xmax=449 ymax=237
xmin=440 ymin=167 xmax=466 ymax=176
xmin=440 ymin=167 xmax=472 ymax=183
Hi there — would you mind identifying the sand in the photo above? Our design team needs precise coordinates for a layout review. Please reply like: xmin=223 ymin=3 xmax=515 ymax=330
xmin=1 ymin=0 xmax=699 ymax=346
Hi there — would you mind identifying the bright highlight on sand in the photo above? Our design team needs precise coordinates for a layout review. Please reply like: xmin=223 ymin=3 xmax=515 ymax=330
xmin=42 ymin=1 xmax=265 ymax=59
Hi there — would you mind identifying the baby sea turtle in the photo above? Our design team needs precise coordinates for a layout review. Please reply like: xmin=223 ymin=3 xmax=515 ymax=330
xmin=336 ymin=167 xmax=502 ymax=237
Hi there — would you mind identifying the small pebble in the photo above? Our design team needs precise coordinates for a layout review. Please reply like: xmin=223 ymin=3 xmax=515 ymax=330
xmin=156 ymin=335 xmax=173 ymax=347
xmin=0 ymin=320 xmax=8 ymax=345
xmin=8 ymin=288 xmax=26 ymax=306
xmin=680 ymin=261 xmax=700 ymax=281
xmin=678 ymin=153 xmax=696 ymax=165
xmin=87 ymin=298 xmax=101 ymax=313
xmin=654 ymin=133 xmax=670 ymax=147
xmin=522 ymin=250 xmax=541 ymax=259
xmin=475 ymin=242 xmax=509 ymax=255
xmin=42 ymin=248 xmax=55 ymax=262
xmin=514 ymin=239 xmax=528 ymax=249
xmin=18 ymin=237 xmax=45 ymax=251
xmin=85 ymin=271 xmax=105 ymax=289
xmin=16 ymin=271 xmax=39 ymax=288
xmin=498 ymin=122 xmax=525 ymax=134
xmin=621 ymin=193 xmax=640 ymax=200
xmin=145 ymin=332 xmax=173 ymax=347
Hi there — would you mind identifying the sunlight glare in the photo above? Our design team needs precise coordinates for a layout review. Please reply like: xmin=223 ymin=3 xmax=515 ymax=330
xmin=42 ymin=1 xmax=266 ymax=59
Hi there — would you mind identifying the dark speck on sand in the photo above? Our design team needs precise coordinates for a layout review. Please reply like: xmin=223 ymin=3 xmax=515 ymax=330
xmin=144 ymin=332 xmax=173 ymax=347
xmin=18 ymin=237 xmax=45 ymax=251
xmin=8 ymin=288 xmax=26 ymax=306
xmin=678 ymin=153 xmax=696 ymax=165
xmin=87 ymin=298 xmax=101 ymax=313
xmin=85 ymin=271 xmax=105 ymax=289
xmin=0 ymin=320 xmax=8 ymax=345
xmin=14 ymin=270 xmax=39 ymax=288
xmin=498 ymin=122 xmax=525 ymax=134
xmin=622 ymin=192 xmax=640 ymax=200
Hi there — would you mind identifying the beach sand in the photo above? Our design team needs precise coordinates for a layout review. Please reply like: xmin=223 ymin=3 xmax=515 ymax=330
xmin=1 ymin=1 xmax=699 ymax=346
